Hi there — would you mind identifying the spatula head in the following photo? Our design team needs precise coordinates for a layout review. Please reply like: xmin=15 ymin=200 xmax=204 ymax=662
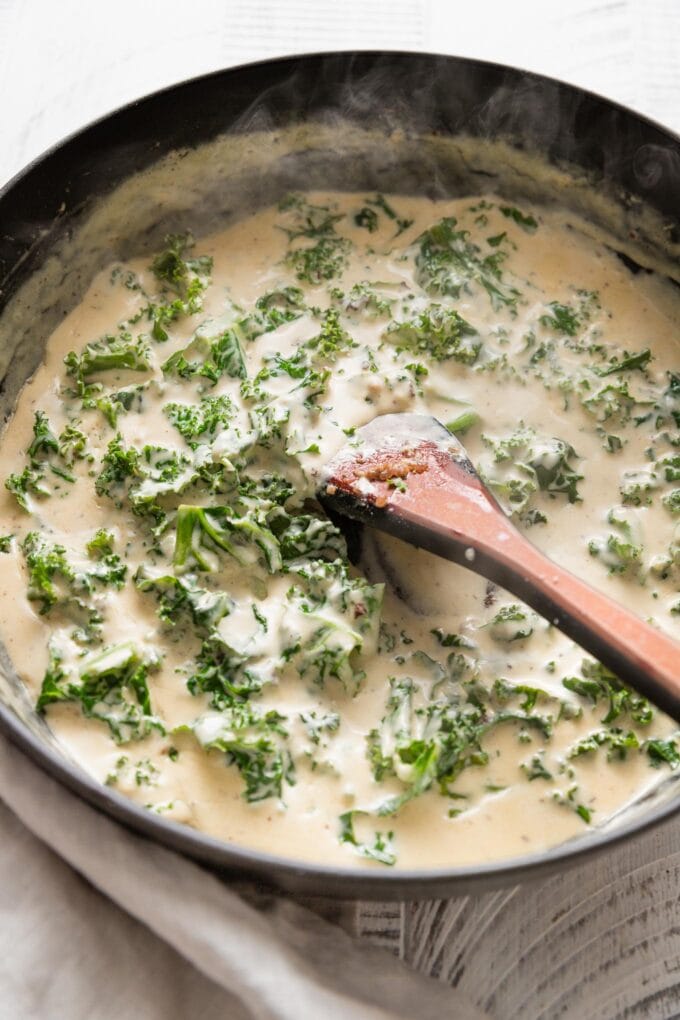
xmin=319 ymin=412 xmax=476 ymax=509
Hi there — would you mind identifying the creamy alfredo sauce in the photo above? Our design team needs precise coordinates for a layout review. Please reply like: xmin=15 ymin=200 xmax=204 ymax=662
xmin=0 ymin=192 xmax=679 ymax=869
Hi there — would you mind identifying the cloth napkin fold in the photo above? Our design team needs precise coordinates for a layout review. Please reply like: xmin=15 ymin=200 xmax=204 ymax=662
xmin=0 ymin=736 xmax=486 ymax=1020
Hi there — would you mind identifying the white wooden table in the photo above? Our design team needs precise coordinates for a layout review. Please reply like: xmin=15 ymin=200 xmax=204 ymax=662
xmin=1 ymin=3 xmax=679 ymax=1016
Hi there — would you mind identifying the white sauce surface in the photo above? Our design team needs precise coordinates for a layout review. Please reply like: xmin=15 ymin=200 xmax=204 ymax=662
xmin=0 ymin=192 xmax=678 ymax=869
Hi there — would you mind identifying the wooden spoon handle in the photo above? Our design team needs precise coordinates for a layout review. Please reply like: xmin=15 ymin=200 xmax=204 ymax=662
xmin=325 ymin=444 xmax=680 ymax=719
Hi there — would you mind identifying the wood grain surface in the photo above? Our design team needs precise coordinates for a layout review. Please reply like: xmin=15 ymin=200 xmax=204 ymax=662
xmin=354 ymin=817 xmax=680 ymax=1017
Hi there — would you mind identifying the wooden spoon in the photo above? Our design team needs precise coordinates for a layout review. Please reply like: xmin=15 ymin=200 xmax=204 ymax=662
xmin=319 ymin=413 xmax=680 ymax=721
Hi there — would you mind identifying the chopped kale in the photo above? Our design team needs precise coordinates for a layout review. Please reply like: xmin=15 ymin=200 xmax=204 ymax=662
xmin=645 ymin=738 xmax=680 ymax=769
xmin=415 ymin=216 xmax=520 ymax=311
xmin=135 ymin=567 xmax=233 ymax=630
xmin=662 ymin=489 xmax=680 ymax=514
xmin=582 ymin=380 xmax=651 ymax=426
xmin=5 ymin=464 xmax=50 ymax=511
xmin=445 ymin=409 xmax=480 ymax=436
xmin=191 ymin=707 xmax=294 ymax=802
xmin=567 ymin=728 xmax=640 ymax=761
xmin=430 ymin=629 xmax=475 ymax=649
xmin=5 ymin=411 xmax=89 ymax=509
xmin=95 ymin=434 xmax=140 ymax=498
xmin=151 ymin=233 xmax=213 ymax=296
xmin=563 ymin=659 xmax=653 ymax=725
xmin=278 ymin=514 xmax=346 ymax=562
xmin=499 ymin=206 xmax=538 ymax=232
xmin=282 ymin=560 xmax=383 ymax=693
xmin=22 ymin=532 xmax=78 ymax=615
xmin=384 ymin=305 xmax=480 ymax=364
xmin=58 ymin=424 xmax=90 ymax=466
xmin=300 ymin=710 xmax=340 ymax=745
xmin=619 ymin=468 xmax=658 ymax=506
xmin=37 ymin=642 xmax=163 ymax=744
xmin=594 ymin=348 xmax=652 ymax=377
xmin=521 ymin=752 xmax=552 ymax=780
xmin=339 ymin=810 xmax=396 ymax=865
xmin=481 ymin=425 xmax=582 ymax=517
xmin=162 ymin=328 xmax=246 ymax=384
xmin=64 ymin=331 xmax=151 ymax=392
xmin=341 ymin=281 xmax=398 ymax=317
xmin=186 ymin=630 xmax=271 ymax=707
xmin=539 ymin=302 xmax=581 ymax=336
xmin=164 ymin=395 xmax=234 ymax=449
xmin=488 ymin=604 xmax=536 ymax=642
xmin=173 ymin=504 xmax=282 ymax=574
xmin=354 ymin=206 xmax=379 ymax=232
xmin=279 ymin=194 xmax=351 ymax=284
xmin=588 ymin=507 xmax=643 ymax=574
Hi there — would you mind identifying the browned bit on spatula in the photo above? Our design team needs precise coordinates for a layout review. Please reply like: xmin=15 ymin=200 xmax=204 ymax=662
xmin=318 ymin=413 xmax=680 ymax=720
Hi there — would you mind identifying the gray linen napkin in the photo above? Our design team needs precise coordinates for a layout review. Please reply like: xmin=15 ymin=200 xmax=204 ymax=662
xmin=0 ymin=737 xmax=486 ymax=1020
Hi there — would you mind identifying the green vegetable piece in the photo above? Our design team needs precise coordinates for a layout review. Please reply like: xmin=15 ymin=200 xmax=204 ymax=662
xmin=164 ymin=395 xmax=234 ymax=449
xmin=85 ymin=530 xmax=127 ymax=588
xmin=278 ymin=515 xmax=346 ymax=562
xmin=339 ymin=811 xmax=396 ymax=865
xmin=662 ymin=489 xmax=680 ymax=514
xmin=567 ymin=728 xmax=640 ymax=761
xmin=526 ymin=438 xmax=582 ymax=503
xmin=660 ymin=454 xmax=680 ymax=483
xmin=95 ymin=434 xmax=140 ymax=497
xmin=445 ymin=410 xmax=480 ymax=436
xmin=594 ymin=348 xmax=652 ymax=377
xmin=645 ymin=738 xmax=680 ymax=769
xmin=562 ymin=659 xmax=653 ymax=725
xmin=283 ymin=560 xmax=383 ymax=693
xmin=367 ymin=677 xmax=489 ymax=815
xmin=582 ymin=380 xmax=651 ymax=425
xmin=619 ymin=468 xmax=658 ymax=506
xmin=488 ymin=604 xmax=536 ymax=642
xmin=58 ymin=424 xmax=90 ymax=466
xmin=521 ymin=753 xmax=552 ymax=780
xmin=279 ymin=194 xmax=351 ymax=284
xmin=385 ymin=305 xmax=480 ymax=364
xmin=539 ymin=302 xmax=580 ymax=336
xmin=37 ymin=642 xmax=163 ymax=744
xmin=430 ymin=629 xmax=475 ymax=649
xmin=151 ymin=233 xmax=212 ymax=296
xmin=27 ymin=410 xmax=59 ymax=461
xmin=135 ymin=567 xmax=233 ymax=630
xmin=5 ymin=411 xmax=86 ymax=509
xmin=300 ymin=710 xmax=340 ymax=745
xmin=21 ymin=530 xmax=125 ymax=644
xmin=173 ymin=505 xmax=282 ymax=574
xmin=22 ymin=532 xmax=78 ymax=615
xmin=64 ymin=331 xmax=151 ymax=389
xmin=192 ymin=707 xmax=294 ymax=802
xmin=499 ymin=206 xmax=538 ymax=232
xmin=354 ymin=207 xmax=379 ymax=232
xmin=341 ymin=281 xmax=398 ymax=317
xmin=5 ymin=465 xmax=49 ymax=511
xmin=415 ymin=216 xmax=520 ymax=311
xmin=588 ymin=507 xmax=643 ymax=574
xmin=187 ymin=631 xmax=270 ymax=707
xmin=162 ymin=329 xmax=246 ymax=384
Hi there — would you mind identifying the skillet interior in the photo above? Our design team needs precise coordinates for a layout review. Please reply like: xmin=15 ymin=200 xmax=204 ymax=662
xmin=0 ymin=51 xmax=679 ymax=898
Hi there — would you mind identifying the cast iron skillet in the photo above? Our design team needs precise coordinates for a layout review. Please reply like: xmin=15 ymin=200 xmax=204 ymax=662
xmin=0 ymin=52 xmax=679 ymax=900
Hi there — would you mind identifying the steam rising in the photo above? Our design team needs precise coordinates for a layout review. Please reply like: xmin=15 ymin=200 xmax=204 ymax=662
xmin=1 ymin=53 xmax=679 ymax=425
